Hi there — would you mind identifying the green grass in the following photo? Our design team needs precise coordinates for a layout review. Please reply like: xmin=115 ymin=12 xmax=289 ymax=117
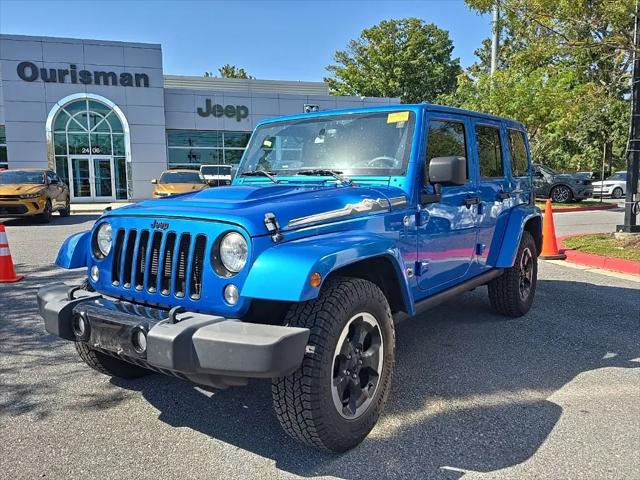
xmin=563 ymin=234 xmax=640 ymax=261
xmin=535 ymin=200 xmax=611 ymax=210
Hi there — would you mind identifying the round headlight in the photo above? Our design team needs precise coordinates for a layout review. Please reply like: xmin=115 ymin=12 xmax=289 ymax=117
xmin=219 ymin=232 xmax=247 ymax=273
xmin=96 ymin=223 xmax=112 ymax=257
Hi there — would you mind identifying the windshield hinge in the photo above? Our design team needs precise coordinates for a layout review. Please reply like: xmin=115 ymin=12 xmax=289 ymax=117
xmin=264 ymin=212 xmax=283 ymax=242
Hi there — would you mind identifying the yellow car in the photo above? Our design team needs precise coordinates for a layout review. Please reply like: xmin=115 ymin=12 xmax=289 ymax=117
xmin=151 ymin=169 xmax=209 ymax=198
xmin=0 ymin=169 xmax=70 ymax=222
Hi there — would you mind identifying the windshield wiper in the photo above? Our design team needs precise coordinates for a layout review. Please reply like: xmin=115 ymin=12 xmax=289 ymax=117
xmin=295 ymin=169 xmax=354 ymax=186
xmin=240 ymin=170 xmax=279 ymax=184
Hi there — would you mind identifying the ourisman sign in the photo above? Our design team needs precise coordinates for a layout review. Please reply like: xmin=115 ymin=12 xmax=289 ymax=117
xmin=17 ymin=61 xmax=150 ymax=87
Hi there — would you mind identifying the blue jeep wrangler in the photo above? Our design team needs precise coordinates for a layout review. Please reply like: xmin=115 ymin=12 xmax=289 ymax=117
xmin=38 ymin=105 xmax=541 ymax=452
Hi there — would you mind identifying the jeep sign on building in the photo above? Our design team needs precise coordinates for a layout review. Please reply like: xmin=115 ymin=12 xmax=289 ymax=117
xmin=0 ymin=34 xmax=396 ymax=200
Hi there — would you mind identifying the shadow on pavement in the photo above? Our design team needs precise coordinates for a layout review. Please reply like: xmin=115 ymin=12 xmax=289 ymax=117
xmin=0 ymin=214 xmax=100 ymax=227
xmin=103 ymin=279 xmax=639 ymax=480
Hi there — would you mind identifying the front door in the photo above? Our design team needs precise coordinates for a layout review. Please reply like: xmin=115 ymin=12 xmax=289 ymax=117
xmin=68 ymin=156 xmax=115 ymax=202
xmin=417 ymin=114 xmax=479 ymax=294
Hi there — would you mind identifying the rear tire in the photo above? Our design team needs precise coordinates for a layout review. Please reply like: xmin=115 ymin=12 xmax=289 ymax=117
xmin=488 ymin=231 xmax=538 ymax=317
xmin=75 ymin=342 xmax=152 ymax=379
xmin=550 ymin=185 xmax=573 ymax=204
xmin=272 ymin=277 xmax=395 ymax=452
xmin=612 ymin=187 xmax=624 ymax=199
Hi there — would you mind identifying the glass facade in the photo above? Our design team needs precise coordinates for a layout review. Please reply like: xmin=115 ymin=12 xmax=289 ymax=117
xmin=0 ymin=126 xmax=7 ymax=170
xmin=52 ymin=99 xmax=127 ymax=200
xmin=166 ymin=129 xmax=250 ymax=171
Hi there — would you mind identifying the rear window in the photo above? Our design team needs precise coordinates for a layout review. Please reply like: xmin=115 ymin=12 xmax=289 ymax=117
xmin=200 ymin=165 xmax=232 ymax=176
xmin=508 ymin=129 xmax=529 ymax=177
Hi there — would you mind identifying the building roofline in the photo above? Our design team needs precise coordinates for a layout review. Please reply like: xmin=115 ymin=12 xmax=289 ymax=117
xmin=0 ymin=33 xmax=161 ymax=50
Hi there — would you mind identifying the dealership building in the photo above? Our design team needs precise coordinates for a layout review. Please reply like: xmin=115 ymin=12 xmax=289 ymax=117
xmin=0 ymin=34 xmax=395 ymax=201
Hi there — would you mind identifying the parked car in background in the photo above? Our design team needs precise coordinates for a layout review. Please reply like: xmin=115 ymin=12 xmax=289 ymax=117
xmin=0 ymin=169 xmax=70 ymax=222
xmin=151 ymin=169 xmax=208 ymax=198
xmin=200 ymin=164 xmax=232 ymax=186
xmin=592 ymin=171 xmax=634 ymax=199
xmin=533 ymin=164 xmax=593 ymax=203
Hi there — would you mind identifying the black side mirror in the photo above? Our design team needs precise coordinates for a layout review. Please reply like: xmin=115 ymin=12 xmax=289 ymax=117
xmin=421 ymin=156 xmax=466 ymax=204
xmin=151 ymin=179 xmax=158 ymax=184
xmin=429 ymin=156 xmax=467 ymax=186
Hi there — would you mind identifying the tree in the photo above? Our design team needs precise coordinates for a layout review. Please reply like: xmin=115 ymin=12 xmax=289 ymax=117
xmin=443 ymin=0 xmax=635 ymax=172
xmin=325 ymin=18 xmax=462 ymax=103
xmin=205 ymin=64 xmax=254 ymax=79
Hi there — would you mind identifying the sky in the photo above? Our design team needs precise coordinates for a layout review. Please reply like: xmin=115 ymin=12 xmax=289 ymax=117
xmin=0 ymin=0 xmax=490 ymax=82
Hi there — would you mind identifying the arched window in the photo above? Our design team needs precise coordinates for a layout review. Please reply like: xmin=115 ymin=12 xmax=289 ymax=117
xmin=50 ymin=97 xmax=129 ymax=200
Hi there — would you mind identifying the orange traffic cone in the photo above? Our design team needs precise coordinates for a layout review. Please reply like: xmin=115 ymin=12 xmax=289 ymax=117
xmin=0 ymin=224 xmax=24 ymax=283
xmin=540 ymin=199 xmax=566 ymax=260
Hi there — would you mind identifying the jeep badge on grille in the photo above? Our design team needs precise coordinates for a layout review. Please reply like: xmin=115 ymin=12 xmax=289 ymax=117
xmin=150 ymin=220 xmax=169 ymax=230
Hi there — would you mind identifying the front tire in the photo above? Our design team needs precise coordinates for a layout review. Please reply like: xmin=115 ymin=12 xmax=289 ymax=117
xmin=488 ymin=231 xmax=538 ymax=317
xmin=75 ymin=342 xmax=152 ymax=379
xmin=272 ymin=277 xmax=395 ymax=452
xmin=37 ymin=199 xmax=52 ymax=223
xmin=59 ymin=196 xmax=71 ymax=217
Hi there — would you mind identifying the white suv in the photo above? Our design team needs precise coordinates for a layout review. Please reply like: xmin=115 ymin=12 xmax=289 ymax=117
xmin=592 ymin=171 xmax=637 ymax=199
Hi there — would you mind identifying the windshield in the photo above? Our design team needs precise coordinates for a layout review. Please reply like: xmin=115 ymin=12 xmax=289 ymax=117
xmin=0 ymin=171 xmax=45 ymax=185
xmin=200 ymin=165 xmax=232 ymax=176
xmin=239 ymin=111 xmax=416 ymax=177
xmin=538 ymin=165 xmax=559 ymax=176
xmin=607 ymin=172 xmax=626 ymax=181
xmin=159 ymin=171 xmax=204 ymax=184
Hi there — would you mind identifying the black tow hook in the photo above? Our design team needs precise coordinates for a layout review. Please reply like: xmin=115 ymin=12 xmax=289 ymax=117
xmin=168 ymin=306 xmax=185 ymax=324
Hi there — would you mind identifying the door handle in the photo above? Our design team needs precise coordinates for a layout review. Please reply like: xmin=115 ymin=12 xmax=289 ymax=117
xmin=464 ymin=196 xmax=481 ymax=207
xmin=498 ymin=191 xmax=511 ymax=200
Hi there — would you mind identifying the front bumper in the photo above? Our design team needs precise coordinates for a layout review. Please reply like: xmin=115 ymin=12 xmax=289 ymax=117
xmin=37 ymin=283 xmax=310 ymax=387
xmin=0 ymin=197 xmax=45 ymax=217
xmin=573 ymin=186 xmax=593 ymax=199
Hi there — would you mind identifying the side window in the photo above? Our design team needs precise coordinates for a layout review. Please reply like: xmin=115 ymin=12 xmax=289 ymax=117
xmin=426 ymin=120 xmax=468 ymax=180
xmin=476 ymin=124 xmax=504 ymax=179
xmin=508 ymin=129 xmax=528 ymax=177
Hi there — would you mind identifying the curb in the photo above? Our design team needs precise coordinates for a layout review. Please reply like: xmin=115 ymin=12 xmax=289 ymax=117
xmin=538 ymin=204 xmax=619 ymax=213
xmin=557 ymin=234 xmax=640 ymax=275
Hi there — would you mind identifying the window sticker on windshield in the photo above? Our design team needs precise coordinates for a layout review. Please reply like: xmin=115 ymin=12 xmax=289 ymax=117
xmin=387 ymin=111 xmax=410 ymax=124
xmin=263 ymin=139 xmax=272 ymax=148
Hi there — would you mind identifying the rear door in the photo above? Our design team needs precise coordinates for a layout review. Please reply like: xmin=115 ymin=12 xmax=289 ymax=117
xmin=417 ymin=114 xmax=479 ymax=293
xmin=473 ymin=121 xmax=512 ymax=269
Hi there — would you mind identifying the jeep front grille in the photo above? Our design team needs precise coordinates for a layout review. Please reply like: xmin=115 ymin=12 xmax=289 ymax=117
xmin=111 ymin=228 xmax=207 ymax=300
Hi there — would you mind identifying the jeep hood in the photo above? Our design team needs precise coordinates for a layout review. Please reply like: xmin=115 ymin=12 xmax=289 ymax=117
xmin=106 ymin=184 xmax=408 ymax=237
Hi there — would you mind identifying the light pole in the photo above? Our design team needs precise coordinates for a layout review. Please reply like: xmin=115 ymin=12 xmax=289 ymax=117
xmin=618 ymin=1 xmax=640 ymax=233
xmin=490 ymin=2 xmax=500 ymax=75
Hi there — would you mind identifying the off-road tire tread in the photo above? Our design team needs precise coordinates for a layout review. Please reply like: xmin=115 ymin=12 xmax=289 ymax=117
xmin=488 ymin=231 xmax=537 ymax=317
xmin=74 ymin=342 xmax=151 ymax=379
xmin=272 ymin=276 xmax=394 ymax=452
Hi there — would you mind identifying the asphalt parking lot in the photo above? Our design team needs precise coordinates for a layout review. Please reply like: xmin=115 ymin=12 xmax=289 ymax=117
xmin=1 ymin=212 xmax=639 ymax=480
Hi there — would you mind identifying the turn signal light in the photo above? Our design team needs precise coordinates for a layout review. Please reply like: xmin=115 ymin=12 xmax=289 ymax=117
xmin=310 ymin=272 xmax=322 ymax=288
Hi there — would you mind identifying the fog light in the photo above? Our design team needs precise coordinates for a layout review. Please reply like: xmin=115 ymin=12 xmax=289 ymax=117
xmin=224 ymin=284 xmax=239 ymax=305
xmin=132 ymin=328 xmax=147 ymax=353
xmin=90 ymin=265 xmax=99 ymax=282
xmin=72 ymin=312 xmax=89 ymax=340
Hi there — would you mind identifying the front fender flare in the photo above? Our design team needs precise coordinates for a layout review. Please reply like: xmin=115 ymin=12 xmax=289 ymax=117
xmin=242 ymin=232 xmax=412 ymax=309
xmin=55 ymin=230 xmax=90 ymax=269
xmin=494 ymin=206 xmax=542 ymax=268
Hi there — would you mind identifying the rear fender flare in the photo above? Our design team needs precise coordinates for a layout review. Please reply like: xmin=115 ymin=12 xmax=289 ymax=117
xmin=494 ymin=207 xmax=542 ymax=267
